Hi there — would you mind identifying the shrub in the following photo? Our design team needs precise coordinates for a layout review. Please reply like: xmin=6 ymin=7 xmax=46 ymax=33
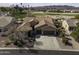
xmin=75 ymin=15 xmax=79 ymax=19
xmin=5 ymin=42 xmax=11 ymax=46
xmin=71 ymin=25 xmax=79 ymax=42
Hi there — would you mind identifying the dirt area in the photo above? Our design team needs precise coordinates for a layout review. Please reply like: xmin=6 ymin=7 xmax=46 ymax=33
xmin=0 ymin=36 xmax=15 ymax=48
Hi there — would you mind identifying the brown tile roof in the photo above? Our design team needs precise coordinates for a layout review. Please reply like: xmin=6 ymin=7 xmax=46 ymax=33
xmin=29 ymin=17 xmax=39 ymax=26
xmin=66 ymin=19 xmax=79 ymax=27
xmin=35 ymin=16 xmax=56 ymax=29
xmin=16 ymin=16 xmax=56 ymax=32
xmin=35 ymin=20 xmax=46 ymax=29
xmin=16 ymin=17 xmax=39 ymax=32
xmin=16 ymin=22 xmax=32 ymax=32
xmin=16 ymin=17 xmax=34 ymax=32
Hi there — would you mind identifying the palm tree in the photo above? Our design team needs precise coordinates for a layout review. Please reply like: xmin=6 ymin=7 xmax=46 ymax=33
xmin=20 ymin=3 xmax=22 ymax=6
xmin=27 ymin=5 xmax=32 ymax=17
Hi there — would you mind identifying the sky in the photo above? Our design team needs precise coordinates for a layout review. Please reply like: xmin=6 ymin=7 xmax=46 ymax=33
xmin=0 ymin=3 xmax=79 ymax=7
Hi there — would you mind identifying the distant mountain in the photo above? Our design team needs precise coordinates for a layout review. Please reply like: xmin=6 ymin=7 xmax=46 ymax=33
xmin=31 ymin=5 xmax=79 ymax=11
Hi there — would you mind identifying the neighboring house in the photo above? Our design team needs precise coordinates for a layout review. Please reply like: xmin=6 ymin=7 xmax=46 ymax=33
xmin=63 ymin=10 xmax=72 ymax=13
xmin=16 ymin=22 xmax=32 ymax=40
xmin=60 ymin=19 xmax=79 ymax=35
xmin=60 ymin=9 xmax=79 ymax=13
xmin=71 ymin=10 xmax=79 ymax=13
xmin=66 ymin=19 xmax=78 ymax=32
xmin=0 ymin=12 xmax=10 ymax=16
xmin=61 ymin=9 xmax=79 ymax=13
xmin=15 ymin=17 xmax=34 ymax=40
xmin=0 ymin=16 xmax=16 ymax=36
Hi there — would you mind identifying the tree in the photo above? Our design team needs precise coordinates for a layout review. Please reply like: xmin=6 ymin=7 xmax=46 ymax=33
xmin=0 ymin=7 xmax=7 ymax=12
xmin=10 ymin=5 xmax=27 ymax=19
xmin=53 ymin=18 xmax=70 ymax=45
xmin=29 ymin=18 xmax=39 ymax=42
xmin=9 ymin=33 xmax=25 ymax=47
xmin=71 ymin=23 xmax=79 ymax=42
xmin=75 ymin=15 xmax=79 ymax=19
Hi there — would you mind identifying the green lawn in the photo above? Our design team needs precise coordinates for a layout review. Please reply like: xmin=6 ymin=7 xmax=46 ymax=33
xmin=32 ymin=12 xmax=79 ymax=16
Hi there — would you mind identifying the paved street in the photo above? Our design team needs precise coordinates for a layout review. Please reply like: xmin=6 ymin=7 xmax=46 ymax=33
xmin=34 ymin=36 xmax=60 ymax=50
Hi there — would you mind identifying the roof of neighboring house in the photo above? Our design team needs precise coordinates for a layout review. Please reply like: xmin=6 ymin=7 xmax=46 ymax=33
xmin=0 ymin=16 xmax=13 ymax=27
xmin=16 ymin=22 xmax=32 ymax=32
xmin=16 ymin=17 xmax=40 ymax=32
xmin=66 ymin=19 xmax=79 ymax=27
xmin=16 ymin=17 xmax=34 ymax=32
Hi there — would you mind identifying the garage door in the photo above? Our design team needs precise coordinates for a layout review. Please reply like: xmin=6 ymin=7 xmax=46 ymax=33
xmin=43 ymin=31 xmax=55 ymax=35
xmin=36 ymin=30 xmax=42 ymax=35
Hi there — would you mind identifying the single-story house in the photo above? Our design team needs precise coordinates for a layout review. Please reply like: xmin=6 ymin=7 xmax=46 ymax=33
xmin=15 ymin=17 xmax=34 ymax=40
xmin=63 ymin=10 xmax=72 ymax=13
xmin=15 ymin=16 xmax=57 ymax=40
xmin=66 ymin=19 xmax=79 ymax=31
xmin=16 ymin=22 xmax=32 ymax=40
xmin=35 ymin=16 xmax=56 ymax=35
xmin=0 ymin=16 xmax=16 ymax=36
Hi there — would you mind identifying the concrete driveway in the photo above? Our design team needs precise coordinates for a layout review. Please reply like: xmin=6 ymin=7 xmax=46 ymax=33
xmin=34 ymin=36 xmax=60 ymax=50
